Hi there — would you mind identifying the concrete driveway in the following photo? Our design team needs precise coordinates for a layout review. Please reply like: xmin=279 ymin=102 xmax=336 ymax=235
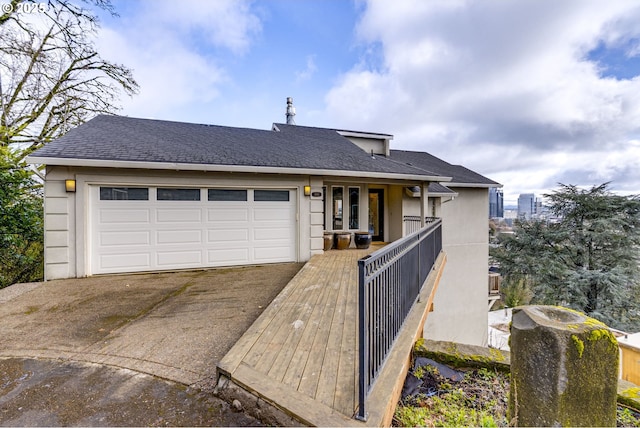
xmin=0 ymin=263 xmax=303 ymax=426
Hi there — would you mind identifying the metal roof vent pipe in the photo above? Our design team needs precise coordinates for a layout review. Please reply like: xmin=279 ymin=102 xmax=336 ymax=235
xmin=286 ymin=97 xmax=296 ymax=125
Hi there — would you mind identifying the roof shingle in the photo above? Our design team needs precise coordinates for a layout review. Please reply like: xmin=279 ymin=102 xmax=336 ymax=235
xmin=29 ymin=114 xmax=499 ymax=187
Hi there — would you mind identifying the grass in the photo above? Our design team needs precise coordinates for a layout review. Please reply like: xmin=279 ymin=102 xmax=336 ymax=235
xmin=394 ymin=364 xmax=640 ymax=427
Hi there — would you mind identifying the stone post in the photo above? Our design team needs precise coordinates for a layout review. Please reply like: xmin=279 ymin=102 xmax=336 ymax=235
xmin=508 ymin=305 xmax=618 ymax=427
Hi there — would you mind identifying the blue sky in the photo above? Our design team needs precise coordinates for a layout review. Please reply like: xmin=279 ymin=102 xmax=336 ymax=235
xmin=95 ymin=0 xmax=640 ymax=205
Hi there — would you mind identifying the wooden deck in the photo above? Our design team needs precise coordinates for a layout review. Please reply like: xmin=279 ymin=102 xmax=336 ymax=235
xmin=217 ymin=245 xmax=446 ymax=426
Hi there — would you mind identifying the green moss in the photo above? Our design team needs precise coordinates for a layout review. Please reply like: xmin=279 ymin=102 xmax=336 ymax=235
xmin=571 ymin=335 xmax=585 ymax=358
xmin=561 ymin=306 xmax=587 ymax=317
xmin=414 ymin=340 xmax=510 ymax=373
xmin=489 ymin=348 xmax=506 ymax=362
xmin=24 ymin=305 xmax=39 ymax=315
xmin=587 ymin=328 xmax=618 ymax=350
xmin=583 ymin=317 xmax=607 ymax=328
xmin=622 ymin=388 xmax=640 ymax=399
xmin=618 ymin=388 xmax=640 ymax=412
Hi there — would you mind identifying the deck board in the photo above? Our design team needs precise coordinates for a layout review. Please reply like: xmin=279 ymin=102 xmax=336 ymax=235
xmin=315 ymin=256 xmax=350 ymax=408
xmin=281 ymin=254 xmax=344 ymax=392
xmin=242 ymin=262 xmax=322 ymax=368
xmin=216 ymin=244 xmax=443 ymax=426
xmin=276 ymin=264 xmax=335 ymax=387
xmin=253 ymin=262 xmax=325 ymax=374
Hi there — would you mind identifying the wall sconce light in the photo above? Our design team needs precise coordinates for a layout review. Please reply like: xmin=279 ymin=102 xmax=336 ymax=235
xmin=65 ymin=179 xmax=76 ymax=193
xmin=304 ymin=185 xmax=311 ymax=196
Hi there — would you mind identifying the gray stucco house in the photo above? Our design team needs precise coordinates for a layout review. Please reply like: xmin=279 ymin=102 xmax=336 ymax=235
xmin=27 ymin=114 xmax=499 ymax=346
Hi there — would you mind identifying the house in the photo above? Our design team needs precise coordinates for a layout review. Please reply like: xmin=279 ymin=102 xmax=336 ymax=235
xmin=27 ymin=111 xmax=499 ymax=347
xmin=615 ymin=333 xmax=640 ymax=385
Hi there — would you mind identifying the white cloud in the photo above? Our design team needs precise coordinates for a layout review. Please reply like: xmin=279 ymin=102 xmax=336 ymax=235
xmin=326 ymin=0 xmax=640 ymax=202
xmin=95 ymin=0 xmax=261 ymax=122
xmin=295 ymin=55 xmax=318 ymax=83
xmin=139 ymin=0 xmax=262 ymax=55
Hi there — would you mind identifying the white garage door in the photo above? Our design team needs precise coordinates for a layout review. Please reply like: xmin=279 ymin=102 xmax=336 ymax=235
xmin=90 ymin=186 xmax=297 ymax=275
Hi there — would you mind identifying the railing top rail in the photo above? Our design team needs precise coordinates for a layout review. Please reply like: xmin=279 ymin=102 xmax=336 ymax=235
xmin=403 ymin=215 xmax=439 ymax=221
xmin=359 ymin=218 xmax=442 ymax=268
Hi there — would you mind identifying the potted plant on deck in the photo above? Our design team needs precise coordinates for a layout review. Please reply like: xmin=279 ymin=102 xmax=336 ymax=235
xmin=354 ymin=232 xmax=372 ymax=249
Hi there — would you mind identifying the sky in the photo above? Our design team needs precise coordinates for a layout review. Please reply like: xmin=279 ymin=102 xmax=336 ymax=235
xmin=94 ymin=0 xmax=640 ymax=206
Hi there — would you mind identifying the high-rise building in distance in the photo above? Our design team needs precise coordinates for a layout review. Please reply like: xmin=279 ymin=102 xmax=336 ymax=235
xmin=489 ymin=188 xmax=504 ymax=218
xmin=518 ymin=193 xmax=535 ymax=220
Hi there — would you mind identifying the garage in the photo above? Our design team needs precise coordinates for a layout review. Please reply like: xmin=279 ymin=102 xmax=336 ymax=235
xmin=90 ymin=186 xmax=297 ymax=275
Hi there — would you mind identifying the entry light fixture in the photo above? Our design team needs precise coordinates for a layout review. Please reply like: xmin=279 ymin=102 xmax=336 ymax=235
xmin=65 ymin=179 xmax=76 ymax=193
xmin=304 ymin=185 xmax=311 ymax=196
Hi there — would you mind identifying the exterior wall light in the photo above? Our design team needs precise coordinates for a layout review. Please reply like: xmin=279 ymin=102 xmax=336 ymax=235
xmin=65 ymin=179 xmax=76 ymax=193
xmin=304 ymin=185 xmax=311 ymax=196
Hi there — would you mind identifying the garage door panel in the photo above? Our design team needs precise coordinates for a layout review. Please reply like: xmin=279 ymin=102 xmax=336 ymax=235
xmin=253 ymin=207 xmax=292 ymax=221
xmin=208 ymin=208 xmax=249 ymax=222
xmin=99 ymin=252 xmax=151 ymax=271
xmin=156 ymin=250 xmax=202 ymax=266
xmin=254 ymin=246 xmax=294 ymax=262
xmin=207 ymin=229 xmax=249 ymax=242
xmin=157 ymin=208 xmax=202 ymax=223
xmin=100 ymin=231 xmax=150 ymax=246
xmin=207 ymin=248 xmax=250 ymax=264
xmin=156 ymin=229 xmax=202 ymax=244
xmin=100 ymin=209 xmax=150 ymax=224
xmin=254 ymin=227 xmax=292 ymax=241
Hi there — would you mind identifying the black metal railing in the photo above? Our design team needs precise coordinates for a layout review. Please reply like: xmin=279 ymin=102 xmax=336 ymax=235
xmin=356 ymin=218 xmax=442 ymax=420
xmin=403 ymin=215 xmax=439 ymax=235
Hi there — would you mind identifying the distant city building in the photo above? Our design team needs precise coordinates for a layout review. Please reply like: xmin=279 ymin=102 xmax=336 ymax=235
xmin=534 ymin=198 xmax=544 ymax=218
xmin=489 ymin=188 xmax=504 ymax=218
xmin=517 ymin=193 xmax=547 ymax=220
xmin=517 ymin=193 xmax=535 ymax=220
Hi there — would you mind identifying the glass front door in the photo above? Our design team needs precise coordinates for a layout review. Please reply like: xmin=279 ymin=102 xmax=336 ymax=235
xmin=368 ymin=189 xmax=384 ymax=241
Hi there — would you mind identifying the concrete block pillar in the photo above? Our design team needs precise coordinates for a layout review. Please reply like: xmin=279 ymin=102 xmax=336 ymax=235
xmin=509 ymin=305 xmax=618 ymax=427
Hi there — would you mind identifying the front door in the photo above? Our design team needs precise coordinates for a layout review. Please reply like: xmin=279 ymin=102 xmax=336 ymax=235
xmin=368 ymin=189 xmax=384 ymax=241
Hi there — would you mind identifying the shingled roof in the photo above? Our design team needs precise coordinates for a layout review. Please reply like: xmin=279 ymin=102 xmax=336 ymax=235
xmin=29 ymin=115 xmax=445 ymax=181
xmin=390 ymin=150 xmax=500 ymax=187
xmin=28 ymin=114 xmax=498 ymax=187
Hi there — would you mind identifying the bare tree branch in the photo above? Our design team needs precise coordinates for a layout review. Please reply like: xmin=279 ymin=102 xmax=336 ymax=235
xmin=0 ymin=0 xmax=138 ymax=158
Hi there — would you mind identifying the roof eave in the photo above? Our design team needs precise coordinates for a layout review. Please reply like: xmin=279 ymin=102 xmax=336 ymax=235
xmin=429 ymin=191 xmax=460 ymax=198
xmin=27 ymin=156 xmax=450 ymax=183
xmin=447 ymin=182 xmax=502 ymax=188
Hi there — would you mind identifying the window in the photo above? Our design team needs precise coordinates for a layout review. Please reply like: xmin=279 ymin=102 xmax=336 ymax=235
xmin=349 ymin=187 xmax=360 ymax=229
xmin=254 ymin=190 xmax=290 ymax=201
xmin=208 ymin=189 xmax=247 ymax=201
xmin=100 ymin=187 xmax=148 ymax=200
xmin=157 ymin=188 xmax=201 ymax=201
xmin=322 ymin=186 xmax=327 ymax=231
xmin=332 ymin=186 xmax=343 ymax=230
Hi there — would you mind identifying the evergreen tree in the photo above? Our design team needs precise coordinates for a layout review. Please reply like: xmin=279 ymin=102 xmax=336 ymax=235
xmin=492 ymin=183 xmax=640 ymax=331
xmin=0 ymin=146 xmax=43 ymax=287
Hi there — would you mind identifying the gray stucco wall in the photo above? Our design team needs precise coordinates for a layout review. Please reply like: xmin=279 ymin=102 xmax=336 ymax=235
xmin=404 ymin=186 xmax=490 ymax=347
xmin=425 ymin=187 xmax=489 ymax=346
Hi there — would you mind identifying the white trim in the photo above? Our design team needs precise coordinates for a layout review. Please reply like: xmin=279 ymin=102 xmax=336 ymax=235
xmin=27 ymin=156 xmax=450 ymax=183
xmin=430 ymin=191 xmax=459 ymax=198
xmin=447 ymin=182 xmax=499 ymax=188
xmin=336 ymin=130 xmax=393 ymax=140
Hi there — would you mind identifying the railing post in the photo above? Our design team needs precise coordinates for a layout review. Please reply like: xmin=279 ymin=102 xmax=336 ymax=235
xmin=356 ymin=258 xmax=368 ymax=421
